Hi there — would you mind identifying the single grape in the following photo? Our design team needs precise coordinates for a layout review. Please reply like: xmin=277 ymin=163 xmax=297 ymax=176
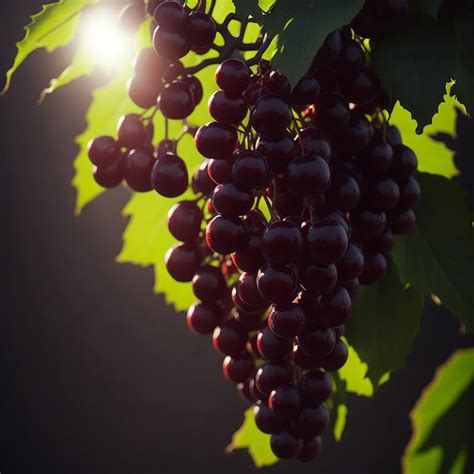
xmin=118 ymin=2 xmax=145 ymax=32
xmin=251 ymin=94 xmax=292 ymax=137
xmin=339 ymin=67 xmax=381 ymax=105
xmin=387 ymin=208 xmax=416 ymax=234
xmin=398 ymin=177 xmax=421 ymax=209
xmin=299 ymin=370 xmax=333 ymax=406
xmin=327 ymin=173 xmax=361 ymax=211
xmin=256 ymin=132 xmax=297 ymax=173
xmin=231 ymin=150 xmax=270 ymax=191
xmin=257 ymin=326 xmax=293 ymax=362
xmin=268 ymin=303 xmax=305 ymax=338
xmin=254 ymin=403 xmax=285 ymax=434
xmin=297 ymin=436 xmax=322 ymax=462
xmin=336 ymin=243 xmax=365 ymax=283
xmin=215 ymin=59 xmax=251 ymax=97
xmin=153 ymin=26 xmax=190 ymax=60
xmin=292 ymin=405 xmax=329 ymax=438
xmin=284 ymin=153 xmax=331 ymax=197
xmin=192 ymin=265 xmax=227 ymax=302
xmin=231 ymin=234 xmax=265 ymax=274
xmin=390 ymin=145 xmax=418 ymax=183
xmin=192 ymin=161 xmax=215 ymax=195
xmin=211 ymin=183 xmax=254 ymax=217
xmin=154 ymin=1 xmax=187 ymax=31
xmin=186 ymin=301 xmax=224 ymax=335
xmin=319 ymin=339 xmax=349 ymax=371
xmin=306 ymin=221 xmax=349 ymax=266
xmin=297 ymin=325 xmax=336 ymax=359
xmin=93 ymin=157 xmax=123 ymax=188
xmin=256 ymin=264 xmax=298 ymax=305
xmin=87 ymin=136 xmax=120 ymax=168
xmin=213 ymin=319 xmax=248 ymax=356
xmin=256 ymin=362 xmax=292 ymax=394
xmin=300 ymin=263 xmax=338 ymax=295
xmin=158 ymin=81 xmax=195 ymax=119
xmin=366 ymin=177 xmax=400 ymax=212
xmin=314 ymin=94 xmax=350 ymax=130
xmin=269 ymin=385 xmax=301 ymax=419
xmin=127 ymin=74 xmax=162 ymax=109
xmin=297 ymin=127 xmax=332 ymax=163
xmin=270 ymin=431 xmax=303 ymax=460
xmin=205 ymin=215 xmax=248 ymax=254
xmin=165 ymin=243 xmax=201 ymax=282
xmin=167 ymin=200 xmax=202 ymax=243
xmin=124 ymin=148 xmax=155 ymax=192
xmin=117 ymin=113 xmax=148 ymax=149
xmin=195 ymin=122 xmax=237 ymax=160
xmin=291 ymin=75 xmax=320 ymax=106
xmin=151 ymin=153 xmax=188 ymax=197
xmin=208 ymin=90 xmax=248 ymax=124
xmin=223 ymin=352 xmax=255 ymax=384
xmin=318 ymin=286 xmax=352 ymax=327
xmin=261 ymin=220 xmax=304 ymax=265
xmin=187 ymin=11 xmax=216 ymax=46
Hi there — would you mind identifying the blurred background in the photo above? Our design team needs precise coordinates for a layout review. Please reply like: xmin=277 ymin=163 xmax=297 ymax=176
xmin=0 ymin=1 xmax=473 ymax=473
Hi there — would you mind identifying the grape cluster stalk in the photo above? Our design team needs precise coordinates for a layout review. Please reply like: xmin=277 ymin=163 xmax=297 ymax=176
xmin=87 ymin=0 xmax=419 ymax=462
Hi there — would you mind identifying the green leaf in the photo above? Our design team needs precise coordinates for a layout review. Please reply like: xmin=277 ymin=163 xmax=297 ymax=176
xmin=227 ymin=407 xmax=279 ymax=468
xmin=389 ymin=82 xmax=466 ymax=178
xmin=392 ymin=173 xmax=474 ymax=332
xmin=346 ymin=258 xmax=424 ymax=386
xmin=371 ymin=15 xmax=456 ymax=131
xmin=452 ymin=13 xmax=474 ymax=115
xmin=1 ymin=0 xmax=98 ymax=95
xmin=330 ymin=343 xmax=374 ymax=441
xmin=403 ymin=348 xmax=474 ymax=474
xmin=235 ymin=0 xmax=364 ymax=87
xmin=410 ymin=0 xmax=443 ymax=18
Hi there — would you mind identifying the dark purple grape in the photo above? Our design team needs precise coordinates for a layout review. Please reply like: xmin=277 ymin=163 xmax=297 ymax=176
xmin=366 ymin=177 xmax=400 ymax=212
xmin=398 ymin=177 xmax=421 ymax=209
xmin=231 ymin=150 xmax=270 ymax=191
xmin=390 ymin=145 xmax=418 ymax=183
xmin=257 ymin=132 xmax=297 ymax=173
xmin=261 ymin=220 xmax=303 ymax=265
xmin=192 ymin=161 xmax=215 ymax=195
xmin=231 ymin=235 xmax=265 ymax=273
xmin=211 ymin=183 xmax=254 ymax=217
xmin=165 ymin=243 xmax=201 ymax=282
xmin=158 ymin=81 xmax=194 ymax=119
xmin=118 ymin=2 xmax=145 ymax=32
xmin=215 ymin=59 xmax=251 ymax=97
xmin=151 ymin=153 xmax=188 ymax=197
xmin=360 ymin=251 xmax=387 ymax=283
xmin=252 ymin=94 xmax=292 ymax=137
xmin=336 ymin=243 xmax=364 ymax=283
xmin=208 ymin=90 xmax=248 ymax=124
xmin=269 ymin=385 xmax=301 ymax=419
xmin=291 ymin=75 xmax=320 ymax=106
xmin=167 ymin=200 xmax=202 ymax=242
xmin=299 ymin=370 xmax=333 ymax=406
xmin=93 ymin=158 xmax=123 ymax=188
xmin=153 ymin=26 xmax=190 ymax=60
xmin=124 ymin=148 xmax=154 ymax=192
xmin=300 ymin=264 xmax=338 ymax=295
xmin=342 ymin=278 xmax=360 ymax=299
xmin=270 ymin=431 xmax=303 ymax=460
xmin=195 ymin=122 xmax=237 ymax=160
xmin=297 ymin=326 xmax=336 ymax=358
xmin=297 ymin=436 xmax=322 ymax=462
xmin=265 ymin=70 xmax=291 ymax=100
xmin=339 ymin=67 xmax=381 ymax=105
xmin=254 ymin=403 xmax=285 ymax=434
xmin=257 ymin=264 xmax=298 ymax=305
xmin=307 ymin=221 xmax=349 ymax=266
xmin=223 ymin=352 xmax=255 ymax=383
xmin=318 ymin=286 xmax=352 ymax=327
xmin=206 ymin=215 xmax=248 ymax=254
xmin=351 ymin=209 xmax=387 ymax=240
xmin=117 ymin=113 xmax=148 ymax=149
xmin=257 ymin=326 xmax=293 ymax=361
xmin=237 ymin=273 xmax=268 ymax=308
xmin=87 ymin=136 xmax=120 ymax=168
xmin=327 ymin=174 xmax=361 ymax=211
xmin=334 ymin=39 xmax=365 ymax=79
xmin=192 ymin=265 xmax=227 ymax=302
xmin=319 ymin=339 xmax=348 ymax=371
xmin=213 ymin=319 xmax=248 ymax=356
xmin=337 ymin=112 xmax=374 ymax=153
xmin=293 ymin=405 xmax=329 ymax=438
xmin=127 ymin=74 xmax=162 ymax=109
xmin=370 ymin=228 xmax=395 ymax=254
xmin=208 ymin=158 xmax=232 ymax=184
xmin=134 ymin=47 xmax=167 ymax=80
xmin=154 ymin=1 xmax=186 ymax=31
xmin=268 ymin=303 xmax=305 ymax=338
xmin=187 ymin=11 xmax=216 ymax=46
xmin=312 ymin=29 xmax=343 ymax=68
xmin=285 ymin=154 xmax=331 ymax=197
xmin=163 ymin=60 xmax=185 ymax=82
xmin=186 ymin=301 xmax=224 ymax=335
xmin=358 ymin=133 xmax=394 ymax=177
xmin=183 ymin=75 xmax=203 ymax=105
xmin=156 ymin=138 xmax=175 ymax=155
xmin=387 ymin=208 xmax=416 ymax=234
xmin=256 ymin=362 xmax=292 ymax=394
xmin=297 ymin=127 xmax=332 ymax=163
xmin=315 ymin=94 xmax=350 ymax=130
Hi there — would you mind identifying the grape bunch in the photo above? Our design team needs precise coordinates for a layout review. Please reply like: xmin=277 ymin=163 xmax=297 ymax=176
xmin=86 ymin=0 xmax=420 ymax=463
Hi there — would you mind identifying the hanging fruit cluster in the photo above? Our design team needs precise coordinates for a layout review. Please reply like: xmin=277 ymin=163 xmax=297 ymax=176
xmin=87 ymin=0 xmax=419 ymax=462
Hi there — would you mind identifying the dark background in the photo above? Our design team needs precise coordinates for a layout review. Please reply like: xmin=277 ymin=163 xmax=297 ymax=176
xmin=0 ymin=2 xmax=472 ymax=473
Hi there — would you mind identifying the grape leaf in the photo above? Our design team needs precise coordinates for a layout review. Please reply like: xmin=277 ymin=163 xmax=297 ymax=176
xmin=452 ymin=14 xmax=474 ymax=116
xmin=410 ymin=0 xmax=443 ymax=18
xmin=1 ymin=0 xmax=98 ymax=95
xmin=371 ymin=15 xmax=456 ymax=131
xmin=331 ymin=343 xmax=374 ymax=441
xmin=389 ymin=82 xmax=466 ymax=178
xmin=345 ymin=258 xmax=424 ymax=386
xmin=234 ymin=0 xmax=365 ymax=87
xmin=403 ymin=348 xmax=474 ymax=474
xmin=392 ymin=173 xmax=474 ymax=332
xmin=227 ymin=407 xmax=279 ymax=468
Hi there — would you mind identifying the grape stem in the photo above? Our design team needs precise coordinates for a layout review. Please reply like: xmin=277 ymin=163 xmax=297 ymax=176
xmin=185 ymin=14 xmax=270 ymax=75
